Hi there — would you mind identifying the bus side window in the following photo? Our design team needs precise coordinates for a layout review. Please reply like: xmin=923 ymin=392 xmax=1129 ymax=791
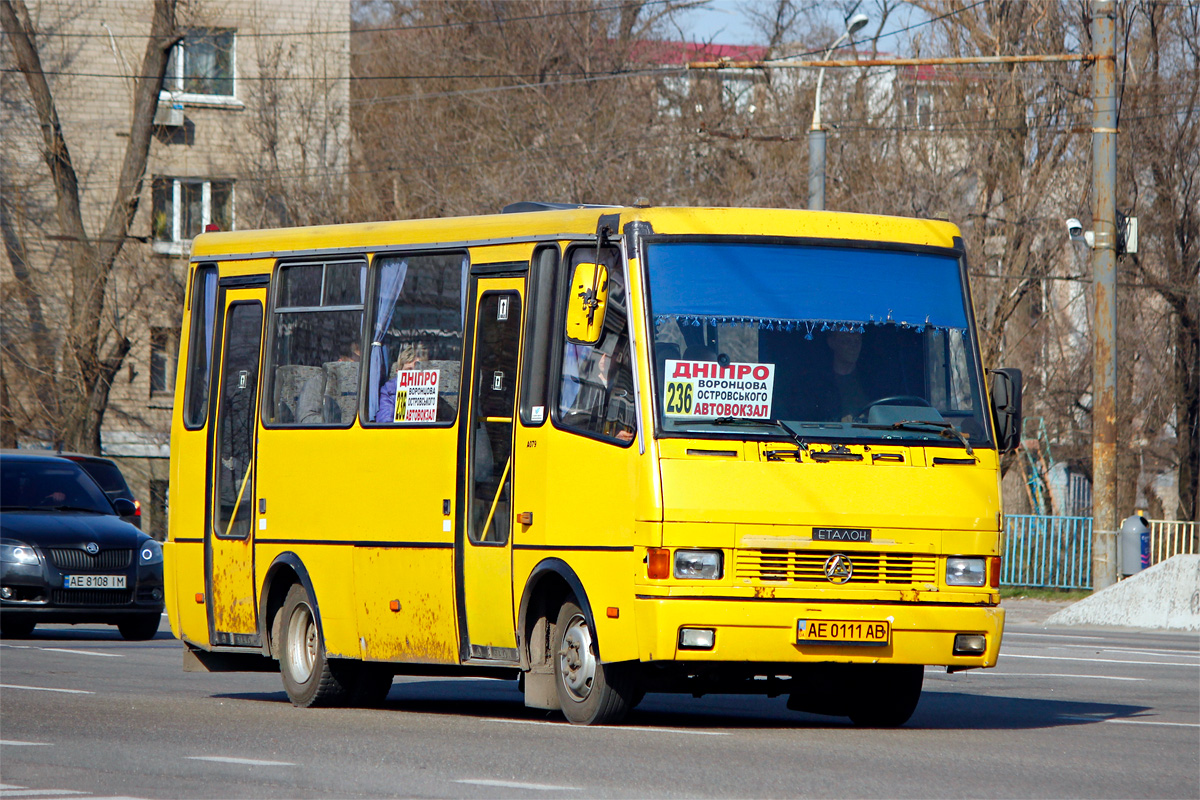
xmin=364 ymin=252 xmax=465 ymax=426
xmin=555 ymin=247 xmax=636 ymax=444
xmin=520 ymin=246 xmax=558 ymax=426
xmin=266 ymin=260 xmax=366 ymax=427
xmin=182 ymin=263 xmax=218 ymax=429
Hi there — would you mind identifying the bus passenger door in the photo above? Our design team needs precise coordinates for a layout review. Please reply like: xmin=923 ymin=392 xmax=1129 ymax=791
xmin=206 ymin=290 xmax=264 ymax=647
xmin=461 ymin=280 xmax=524 ymax=660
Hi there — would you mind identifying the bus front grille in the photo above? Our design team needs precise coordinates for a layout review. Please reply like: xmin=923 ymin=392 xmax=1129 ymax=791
xmin=735 ymin=550 xmax=938 ymax=585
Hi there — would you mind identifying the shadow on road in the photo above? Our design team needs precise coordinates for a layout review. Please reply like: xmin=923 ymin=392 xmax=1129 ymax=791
xmin=212 ymin=677 xmax=1150 ymax=732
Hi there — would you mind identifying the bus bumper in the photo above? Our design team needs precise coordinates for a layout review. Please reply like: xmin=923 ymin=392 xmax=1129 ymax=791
xmin=631 ymin=596 xmax=1004 ymax=669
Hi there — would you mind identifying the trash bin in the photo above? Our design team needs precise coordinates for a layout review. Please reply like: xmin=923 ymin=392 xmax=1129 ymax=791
xmin=1119 ymin=514 xmax=1150 ymax=577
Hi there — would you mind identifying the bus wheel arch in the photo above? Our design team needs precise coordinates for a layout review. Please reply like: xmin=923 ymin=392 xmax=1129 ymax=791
xmin=517 ymin=559 xmax=595 ymax=673
xmin=260 ymin=553 xmax=320 ymax=659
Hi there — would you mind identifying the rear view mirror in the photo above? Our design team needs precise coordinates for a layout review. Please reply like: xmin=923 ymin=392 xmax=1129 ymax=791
xmin=112 ymin=497 xmax=137 ymax=518
xmin=565 ymin=262 xmax=609 ymax=345
xmin=988 ymin=368 xmax=1023 ymax=454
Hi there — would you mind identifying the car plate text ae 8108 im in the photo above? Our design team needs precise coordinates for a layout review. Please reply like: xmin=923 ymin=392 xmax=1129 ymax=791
xmin=798 ymin=619 xmax=890 ymax=646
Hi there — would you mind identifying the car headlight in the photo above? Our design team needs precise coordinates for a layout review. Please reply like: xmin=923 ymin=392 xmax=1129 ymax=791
xmin=0 ymin=541 xmax=40 ymax=565
xmin=674 ymin=549 xmax=723 ymax=580
xmin=946 ymin=557 xmax=986 ymax=586
xmin=138 ymin=539 xmax=163 ymax=566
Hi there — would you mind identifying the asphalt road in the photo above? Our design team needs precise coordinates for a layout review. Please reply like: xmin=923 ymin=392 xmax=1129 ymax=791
xmin=1 ymin=614 xmax=1197 ymax=799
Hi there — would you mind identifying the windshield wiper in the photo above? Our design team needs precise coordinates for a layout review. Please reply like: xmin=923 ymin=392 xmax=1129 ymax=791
xmin=852 ymin=419 xmax=974 ymax=456
xmin=711 ymin=417 xmax=808 ymax=450
xmin=49 ymin=505 xmax=107 ymax=514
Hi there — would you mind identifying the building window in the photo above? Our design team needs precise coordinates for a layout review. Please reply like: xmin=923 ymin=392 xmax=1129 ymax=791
xmin=164 ymin=28 xmax=236 ymax=100
xmin=152 ymin=177 xmax=233 ymax=253
xmin=150 ymin=327 xmax=178 ymax=396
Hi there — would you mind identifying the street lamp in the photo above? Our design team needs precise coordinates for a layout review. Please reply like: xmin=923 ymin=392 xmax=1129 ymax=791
xmin=808 ymin=12 xmax=870 ymax=211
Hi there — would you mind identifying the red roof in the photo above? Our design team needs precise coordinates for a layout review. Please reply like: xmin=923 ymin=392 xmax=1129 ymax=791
xmin=632 ymin=40 xmax=769 ymax=66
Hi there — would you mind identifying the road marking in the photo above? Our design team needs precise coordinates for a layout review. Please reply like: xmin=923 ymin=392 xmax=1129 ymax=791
xmin=1004 ymin=632 xmax=1120 ymax=642
xmin=964 ymin=672 xmax=1145 ymax=681
xmin=186 ymin=756 xmax=296 ymax=767
xmin=484 ymin=717 xmax=727 ymax=736
xmin=0 ymin=684 xmax=93 ymax=695
xmin=0 ymin=790 xmax=87 ymax=797
xmin=454 ymin=779 xmax=576 ymax=792
xmin=1056 ymin=644 xmax=1200 ymax=659
xmin=1061 ymin=715 xmax=1200 ymax=728
xmin=1001 ymin=653 xmax=1199 ymax=668
xmin=0 ymin=740 xmax=53 ymax=746
xmin=40 ymin=648 xmax=122 ymax=658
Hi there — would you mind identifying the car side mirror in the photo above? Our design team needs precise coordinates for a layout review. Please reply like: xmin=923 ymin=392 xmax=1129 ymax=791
xmin=565 ymin=262 xmax=609 ymax=345
xmin=988 ymin=368 xmax=1023 ymax=454
xmin=112 ymin=497 xmax=137 ymax=517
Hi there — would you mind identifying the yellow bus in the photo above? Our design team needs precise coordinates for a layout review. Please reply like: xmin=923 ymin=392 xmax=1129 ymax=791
xmin=164 ymin=204 xmax=1022 ymax=726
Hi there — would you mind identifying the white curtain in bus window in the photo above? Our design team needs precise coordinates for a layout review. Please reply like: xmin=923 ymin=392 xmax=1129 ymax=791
xmin=557 ymin=247 xmax=636 ymax=444
xmin=366 ymin=253 xmax=465 ymax=425
xmin=267 ymin=261 xmax=365 ymax=426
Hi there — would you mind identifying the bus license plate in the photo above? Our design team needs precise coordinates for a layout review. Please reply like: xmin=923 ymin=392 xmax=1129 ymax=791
xmin=797 ymin=619 xmax=890 ymax=646
xmin=63 ymin=575 xmax=126 ymax=589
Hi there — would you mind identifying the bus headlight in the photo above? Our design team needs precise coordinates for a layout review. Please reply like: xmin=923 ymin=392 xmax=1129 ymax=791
xmin=674 ymin=550 xmax=722 ymax=580
xmin=946 ymin=557 xmax=986 ymax=586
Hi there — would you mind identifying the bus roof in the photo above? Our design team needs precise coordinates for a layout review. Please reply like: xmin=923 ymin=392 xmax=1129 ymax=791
xmin=188 ymin=206 xmax=962 ymax=261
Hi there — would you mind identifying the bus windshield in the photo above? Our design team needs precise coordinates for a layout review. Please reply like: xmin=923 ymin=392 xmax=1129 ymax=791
xmin=645 ymin=241 xmax=992 ymax=448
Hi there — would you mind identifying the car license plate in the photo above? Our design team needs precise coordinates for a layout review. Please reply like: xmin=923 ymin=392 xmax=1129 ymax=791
xmin=797 ymin=619 xmax=890 ymax=646
xmin=63 ymin=574 xmax=126 ymax=589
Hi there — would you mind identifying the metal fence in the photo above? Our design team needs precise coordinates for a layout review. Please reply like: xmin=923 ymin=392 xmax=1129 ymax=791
xmin=1149 ymin=520 xmax=1199 ymax=565
xmin=1002 ymin=515 xmax=1093 ymax=589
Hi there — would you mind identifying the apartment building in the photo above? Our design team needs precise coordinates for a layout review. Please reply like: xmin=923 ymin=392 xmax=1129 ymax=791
xmin=1 ymin=0 xmax=349 ymax=537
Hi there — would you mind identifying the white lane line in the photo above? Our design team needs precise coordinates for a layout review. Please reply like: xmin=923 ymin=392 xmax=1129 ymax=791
xmin=1001 ymin=653 xmax=1199 ymax=668
xmin=1004 ymin=632 xmax=1121 ymax=642
xmin=484 ymin=717 xmax=727 ymax=736
xmin=186 ymin=756 xmax=296 ymax=767
xmin=0 ymin=740 xmax=53 ymax=746
xmin=455 ymin=779 xmax=576 ymax=792
xmin=0 ymin=790 xmax=87 ymax=797
xmin=1056 ymin=644 xmax=1200 ymax=659
xmin=1061 ymin=715 xmax=1200 ymax=728
xmin=0 ymin=684 xmax=93 ymax=695
xmin=947 ymin=672 xmax=1145 ymax=682
xmin=40 ymin=648 xmax=123 ymax=658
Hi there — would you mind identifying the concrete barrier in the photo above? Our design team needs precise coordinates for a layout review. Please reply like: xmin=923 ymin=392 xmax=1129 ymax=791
xmin=1045 ymin=554 xmax=1200 ymax=631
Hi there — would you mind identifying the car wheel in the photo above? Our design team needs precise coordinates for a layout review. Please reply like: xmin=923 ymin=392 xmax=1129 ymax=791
xmin=0 ymin=617 xmax=36 ymax=638
xmin=553 ymin=599 xmax=635 ymax=725
xmin=117 ymin=613 xmax=161 ymax=641
xmin=847 ymin=664 xmax=924 ymax=727
xmin=278 ymin=583 xmax=349 ymax=707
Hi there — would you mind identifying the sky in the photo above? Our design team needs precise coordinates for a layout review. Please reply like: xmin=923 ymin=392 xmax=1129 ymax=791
xmin=678 ymin=0 xmax=763 ymax=44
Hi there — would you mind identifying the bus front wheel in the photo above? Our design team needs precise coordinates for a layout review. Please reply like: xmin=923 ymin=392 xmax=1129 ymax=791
xmin=553 ymin=599 xmax=634 ymax=725
xmin=278 ymin=583 xmax=349 ymax=707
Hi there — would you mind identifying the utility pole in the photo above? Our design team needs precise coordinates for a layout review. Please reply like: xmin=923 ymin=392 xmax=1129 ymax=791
xmin=1091 ymin=0 xmax=1119 ymax=590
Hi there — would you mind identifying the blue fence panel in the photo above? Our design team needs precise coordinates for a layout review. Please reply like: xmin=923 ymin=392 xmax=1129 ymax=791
xmin=1003 ymin=515 xmax=1093 ymax=589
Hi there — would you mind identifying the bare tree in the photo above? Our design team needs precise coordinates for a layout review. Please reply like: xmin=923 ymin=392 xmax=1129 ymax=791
xmin=0 ymin=0 xmax=179 ymax=453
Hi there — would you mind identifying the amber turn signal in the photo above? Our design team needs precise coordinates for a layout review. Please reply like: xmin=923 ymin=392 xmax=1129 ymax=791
xmin=607 ymin=606 xmax=619 ymax=618
xmin=389 ymin=599 xmax=401 ymax=612
xmin=647 ymin=547 xmax=670 ymax=579
xmin=195 ymin=593 xmax=204 ymax=604
xmin=989 ymin=556 xmax=1002 ymax=588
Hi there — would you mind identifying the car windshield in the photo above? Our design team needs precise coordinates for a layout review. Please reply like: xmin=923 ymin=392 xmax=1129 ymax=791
xmin=645 ymin=241 xmax=991 ymax=447
xmin=73 ymin=459 xmax=132 ymax=499
xmin=0 ymin=458 xmax=115 ymax=513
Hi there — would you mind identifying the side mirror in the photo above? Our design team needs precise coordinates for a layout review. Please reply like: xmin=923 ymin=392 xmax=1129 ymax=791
xmin=112 ymin=497 xmax=137 ymax=518
xmin=988 ymin=368 xmax=1023 ymax=454
xmin=565 ymin=262 xmax=609 ymax=345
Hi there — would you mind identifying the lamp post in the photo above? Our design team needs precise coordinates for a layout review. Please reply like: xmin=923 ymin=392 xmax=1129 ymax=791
xmin=808 ymin=13 xmax=870 ymax=211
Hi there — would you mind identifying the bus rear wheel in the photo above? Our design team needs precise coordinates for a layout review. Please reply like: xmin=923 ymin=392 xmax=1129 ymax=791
xmin=553 ymin=599 xmax=635 ymax=725
xmin=847 ymin=664 xmax=924 ymax=727
xmin=278 ymin=583 xmax=349 ymax=707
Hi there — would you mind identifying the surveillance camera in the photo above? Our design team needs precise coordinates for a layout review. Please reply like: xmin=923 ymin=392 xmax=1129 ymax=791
xmin=1066 ymin=218 xmax=1084 ymax=239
